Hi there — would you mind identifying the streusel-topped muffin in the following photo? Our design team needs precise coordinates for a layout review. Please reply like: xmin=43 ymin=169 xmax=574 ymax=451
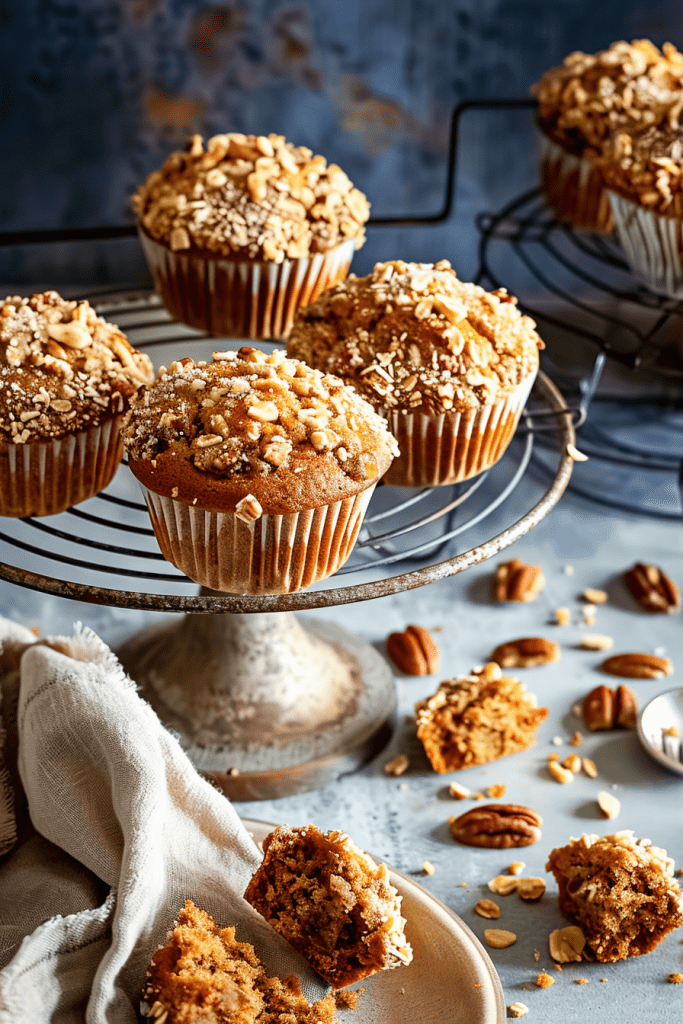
xmin=546 ymin=831 xmax=683 ymax=962
xmin=123 ymin=346 xmax=396 ymax=593
xmin=133 ymin=133 xmax=369 ymax=339
xmin=288 ymin=260 xmax=541 ymax=486
xmin=0 ymin=291 xmax=153 ymax=516
xmin=244 ymin=824 xmax=412 ymax=988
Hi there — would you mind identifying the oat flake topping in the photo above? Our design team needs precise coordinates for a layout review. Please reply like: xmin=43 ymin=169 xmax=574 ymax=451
xmin=287 ymin=260 xmax=541 ymax=414
xmin=0 ymin=291 xmax=153 ymax=444
xmin=133 ymin=132 xmax=369 ymax=262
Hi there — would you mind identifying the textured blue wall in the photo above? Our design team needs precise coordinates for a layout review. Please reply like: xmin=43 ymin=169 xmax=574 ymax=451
xmin=1 ymin=0 xmax=681 ymax=285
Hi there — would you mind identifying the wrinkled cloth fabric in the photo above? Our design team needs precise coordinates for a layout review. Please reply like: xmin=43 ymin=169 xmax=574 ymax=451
xmin=0 ymin=617 xmax=323 ymax=1024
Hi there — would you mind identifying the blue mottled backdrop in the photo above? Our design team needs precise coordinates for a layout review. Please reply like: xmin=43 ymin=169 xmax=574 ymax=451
xmin=0 ymin=0 xmax=680 ymax=285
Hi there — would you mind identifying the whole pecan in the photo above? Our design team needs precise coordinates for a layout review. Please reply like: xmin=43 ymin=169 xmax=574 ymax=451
xmin=601 ymin=652 xmax=673 ymax=680
xmin=624 ymin=563 xmax=681 ymax=613
xmin=386 ymin=625 xmax=439 ymax=675
xmin=493 ymin=559 xmax=545 ymax=603
xmin=449 ymin=804 xmax=542 ymax=848
xmin=491 ymin=636 xmax=560 ymax=669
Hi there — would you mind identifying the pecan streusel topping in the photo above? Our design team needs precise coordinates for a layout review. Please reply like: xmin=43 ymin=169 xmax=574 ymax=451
xmin=133 ymin=132 xmax=369 ymax=262
xmin=600 ymin=124 xmax=683 ymax=215
xmin=0 ymin=291 xmax=153 ymax=444
xmin=287 ymin=260 xmax=541 ymax=414
xmin=533 ymin=39 xmax=683 ymax=157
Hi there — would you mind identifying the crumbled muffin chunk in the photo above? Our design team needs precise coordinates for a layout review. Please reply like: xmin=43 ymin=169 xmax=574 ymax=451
xmin=133 ymin=132 xmax=369 ymax=262
xmin=0 ymin=291 xmax=153 ymax=443
xmin=416 ymin=662 xmax=549 ymax=773
xmin=244 ymin=824 xmax=412 ymax=988
xmin=141 ymin=900 xmax=340 ymax=1024
xmin=287 ymin=260 xmax=541 ymax=414
xmin=546 ymin=831 xmax=683 ymax=962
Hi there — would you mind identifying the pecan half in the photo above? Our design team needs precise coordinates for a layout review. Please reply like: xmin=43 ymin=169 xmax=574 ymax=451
xmin=614 ymin=684 xmax=638 ymax=729
xmin=493 ymin=559 xmax=545 ymax=602
xmin=624 ymin=563 xmax=681 ymax=613
xmin=491 ymin=636 xmax=560 ymax=669
xmin=449 ymin=804 xmax=542 ymax=848
xmin=386 ymin=625 xmax=439 ymax=675
xmin=601 ymin=652 xmax=673 ymax=680
xmin=583 ymin=684 xmax=615 ymax=731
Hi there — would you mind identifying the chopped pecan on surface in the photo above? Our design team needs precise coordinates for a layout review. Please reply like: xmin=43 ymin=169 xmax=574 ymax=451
xmin=549 ymin=926 xmax=586 ymax=963
xmin=383 ymin=754 xmax=409 ymax=777
xmin=583 ymin=685 xmax=616 ymax=731
xmin=449 ymin=804 xmax=542 ymax=849
xmin=491 ymin=636 xmax=560 ymax=669
xmin=601 ymin=652 xmax=673 ymax=680
xmin=548 ymin=760 xmax=574 ymax=784
xmin=488 ymin=875 xmax=519 ymax=896
xmin=493 ymin=558 xmax=545 ymax=602
xmin=624 ymin=563 xmax=681 ymax=613
xmin=517 ymin=877 xmax=547 ymax=900
xmin=582 ymin=757 xmax=598 ymax=778
xmin=597 ymin=791 xmax=621 ymax=820
xmin=484 ymin=929 xmax=517 ymax=949
xmin=386 ymin=625 xmax=439 ymax=675
xmin=474 ymin=899 xmax=501 ymax=919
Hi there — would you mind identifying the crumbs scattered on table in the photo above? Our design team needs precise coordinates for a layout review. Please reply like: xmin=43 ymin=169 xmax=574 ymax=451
xmin=487 ymin=783 xmax=506 ymax=799
xmin=568 ymin=730 xmax=583 ymax=746
xmin=536 ymin=972 xmax=555 ymax=988
xmin=575 ymin=978 xmax=589 ymax=985
xmin=668 ymin=973 xmax=683 ymax=984
xmin=422 ymin=861 xmax=435 ymax=875
xmin=554 ymin=607 xmax=571 ymax=626
xmin=384 ymin=754 xmax=409 ymax=777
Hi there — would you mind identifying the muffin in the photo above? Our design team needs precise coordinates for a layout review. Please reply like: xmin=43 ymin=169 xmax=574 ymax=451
xmin=532 ymin=40 xmax=683 ymax=233
xmin=244 ymin=824 xmax=412 ymax=988
xmin=133 ymin=132 xmax=369 ymax=340
xmin=0 ymin=291 xmax=153 ymax=517
xmin=122 ymin=347 xmax=397 ymax=594
xmin=287 ymin=260 xmax=541 ymax=487
xmin=546 ymin=831 xmax=683 ymax=962
xmin=600 ymin=124 xmax=683 ymax=296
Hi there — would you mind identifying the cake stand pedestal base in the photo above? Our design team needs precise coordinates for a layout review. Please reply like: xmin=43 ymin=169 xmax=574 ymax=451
xmin=117 ymin=607 xmax=396 ymax=800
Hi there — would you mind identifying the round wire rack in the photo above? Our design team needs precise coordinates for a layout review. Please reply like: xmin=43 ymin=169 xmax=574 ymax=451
xmin=0 ymin=290 xmax=574 ymax=612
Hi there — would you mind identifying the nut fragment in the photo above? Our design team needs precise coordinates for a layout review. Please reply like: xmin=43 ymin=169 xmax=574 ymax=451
xmin=507 ymin=861 xmax=525 ymax=875
xmin=601 ymin=652 xmax=673 ymax=680
xmin=668 ymin=973 xmax=683 ymax=984
xmin=583 ymin=685 xmax=615 ymax=731
xmin=548 ymin=760 xmax=573 ymax=784
xmin=384 ymin=754 xmax=409 ymax=777
xmin=536 ymin=972 xmax=555 ymax=988
xmin=474 ymin=898 xmax=501 ymax=919
xmin=449 ymin=781 xmax=472 ymax=800
xmin=597 ymin=790 xmax=621 ymax=819
xmin=624 ymin=563 xmax=681 ymax=613
xmin=614 ymin=685 xmax=637 ymax=729
xmin=549 ymin=925 xmax=586 ymax=963
xmin=386 ymin=625 xmax=439 ymax=675
xmin=488 ymin=875 xmax=519 ymax=896
xmin=486 ymin=784 xmax=506 ymax=799
xmin=580 ymin=634 xmax=614 ymax=651
xmin=508 ymin=1003 xmax=529 ymax=1018
xmin=234 ymin=494 xmax=263 ymax=523
xmin=450 ymin=804 xmax=543 ymax=848
xmin=582 ymin=757 xmax=598 ymax=778
xmin=491 ymin=636 xmax=560 ymax=669
xmin=567 ymin=443 xmax=588 ymax=461
xmin=422 ymin=861 xmax=435 ymax=875
xmin=484 ymin=928 xmax=517 ymax=949
xmin=517 ymin=877 xmax=546 ymax=900
xmin=568 ymin=730 xmax=583 ymax=746
xmin=493 ymin=559 xmax=545 ymax=602
xmin=554 ymin=607 xmax=571 ymax=626
xmin=562 ymin=753 xmax=582 ymax=774
xmin=582 ymin=588 xmax=608 ymax=604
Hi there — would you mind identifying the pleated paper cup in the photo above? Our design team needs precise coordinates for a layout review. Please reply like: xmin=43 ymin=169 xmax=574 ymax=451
xmin=0 ymin=416 xmax=125 ymax=518
xmin=538 ymin=132 xmax=613 ymax=234
xmin=139 ymin=484 xmax=376 ymax=595
xmin=138 ymin=227 xmax=355 ymax=340
xmin=381 ymin=373 xmax=536 ymax=488
xmin=608 ymin=190 xmax=683 ymax=298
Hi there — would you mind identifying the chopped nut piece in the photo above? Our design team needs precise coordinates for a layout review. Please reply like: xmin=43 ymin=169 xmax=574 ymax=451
xmin=383 ymin=754 xmax=409 ymax=777
xmin=493 ymin=559 xmax=545 ymax=602
xmin=474 ymin=898 xmax=501 ymax=919
xmin=484 ymin=928 xmax=517 ymax=949
xmin=664 ymin=725 xmax=679 ymax=738
xmin=583 ymin=685 xmax=615 ymax=732
xmin=668 ymin=973 xmax=683 ymax=984
xmin=575 ymin=978 xmax=589 ymax=985
xmin=567 ymin=443 xmax=588 ymax=461
xmin=449 ymin=781 xmax=472 ymax=800
xmin=582 ymin=588 xmax=608 ymax=604
xmin=562 ymin=753 xmax=582 ymax=774
xmin=548 ymin=760 xmax=573 ymax=784
xmin=488 ymin=875 xmax=519 ymax=896
xmin=614 ymin=685 xmax=637 ymax=730
xmin=580 ymin=634 xmax=614 ymax=651
xmin=508 ymin=1001 xmax=529 ymax=1017
xmin=624 ymin=563 xmax=681 ymax=614
xmin=554 ymin=607 xmax=571 ymax=626
xmin=564 ymin=565 xmax=574 ymax=575
xmin=601 ymin=652 xmax=673 ymax=680
xmin=386 ymin=625 xmax=439 ymax=676
xmin=536 ymin=972 xmax=555 ymax=988
xmin=597 ymin=790 xmax=621 ymax=820
xmin=422 ymin=861 xmax=435 ymax=875
xmin=582 ymin=758 xmax=598 ymax=778
xmin=234 ymin=494 xmax=263 ymax=523
xmin=548 ymin=753 xmax=559 ymax=763
xmin=507 ymin=861 xmax=526 ymax=875
xmin=517 ymin=877 xmax=546 ymax=900
xmin=549 ymin=926 xmax=586 ymax=963
xmin=568 ymin=731 xmax=583 ymax=747
xmin=487 ymin=784 xmax=506 ymax=799
xmin=491 ymin=636 xmax=560 ymax=669
xmin=533 ymin=949 xmax=540 ymax=961
xmin=551 ymin=736 xmax=563 ymax=746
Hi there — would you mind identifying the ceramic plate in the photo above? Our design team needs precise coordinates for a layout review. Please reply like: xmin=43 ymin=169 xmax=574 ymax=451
xmin=242 ymin=819 xmax=505 ymax=1024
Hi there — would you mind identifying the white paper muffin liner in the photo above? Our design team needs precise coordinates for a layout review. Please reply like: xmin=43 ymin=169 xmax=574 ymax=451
xmin=139 ymin=484 xmax=376 ymax=594
xmin=138 ymin=228 xmax=355 ymax=340
xmin=0 ymin=416 xmax=125 ymax=518
xmin=608 ymin=191 xmax=683 ymax=298
xmin=539 ymin=133 xmax=613 ymax=234
xmin=382 ymin=373 xmax=536 ymax=488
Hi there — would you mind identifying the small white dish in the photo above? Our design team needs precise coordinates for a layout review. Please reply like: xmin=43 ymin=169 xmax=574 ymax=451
xmin=638 ymin=688 xmax=683 ymax=776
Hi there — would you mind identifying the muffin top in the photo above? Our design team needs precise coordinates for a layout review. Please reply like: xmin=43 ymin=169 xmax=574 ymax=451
xmin=0 ymin=291 xmax=154 ymax=445
xmin=286 ymin=260 xmax=542 ymax=415
xmin=548 ymin=831 xmax=678 ymax=880
xmin=533 ymin=39 xmax=683 ymax=157
xmin=122 ymin=347 xmax=398 ymax=516
xmin=133 ymin=132 xmax=370 ymax=262
xmin=599 ymin=124 xmax=683 ymax=214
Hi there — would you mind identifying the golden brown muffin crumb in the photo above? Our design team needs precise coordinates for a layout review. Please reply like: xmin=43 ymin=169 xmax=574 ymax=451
xmin=244 ymin=824 xmax=412 ymax=988
xmin=416 ymin=662 xmax=548 ymax=773
xmin=142 ymin=900 xmax=340 ymax=1023
xmin=546 ymin=831 xmax=683 ymax=963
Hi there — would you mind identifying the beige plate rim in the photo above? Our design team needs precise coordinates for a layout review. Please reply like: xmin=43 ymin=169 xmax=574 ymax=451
xmin=242 ymin=818 xmax=506 ymax=1024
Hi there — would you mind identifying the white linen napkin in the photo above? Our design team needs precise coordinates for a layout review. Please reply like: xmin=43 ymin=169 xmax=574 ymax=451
xmin=0 ymin=617 xmax=324 ymax=1024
